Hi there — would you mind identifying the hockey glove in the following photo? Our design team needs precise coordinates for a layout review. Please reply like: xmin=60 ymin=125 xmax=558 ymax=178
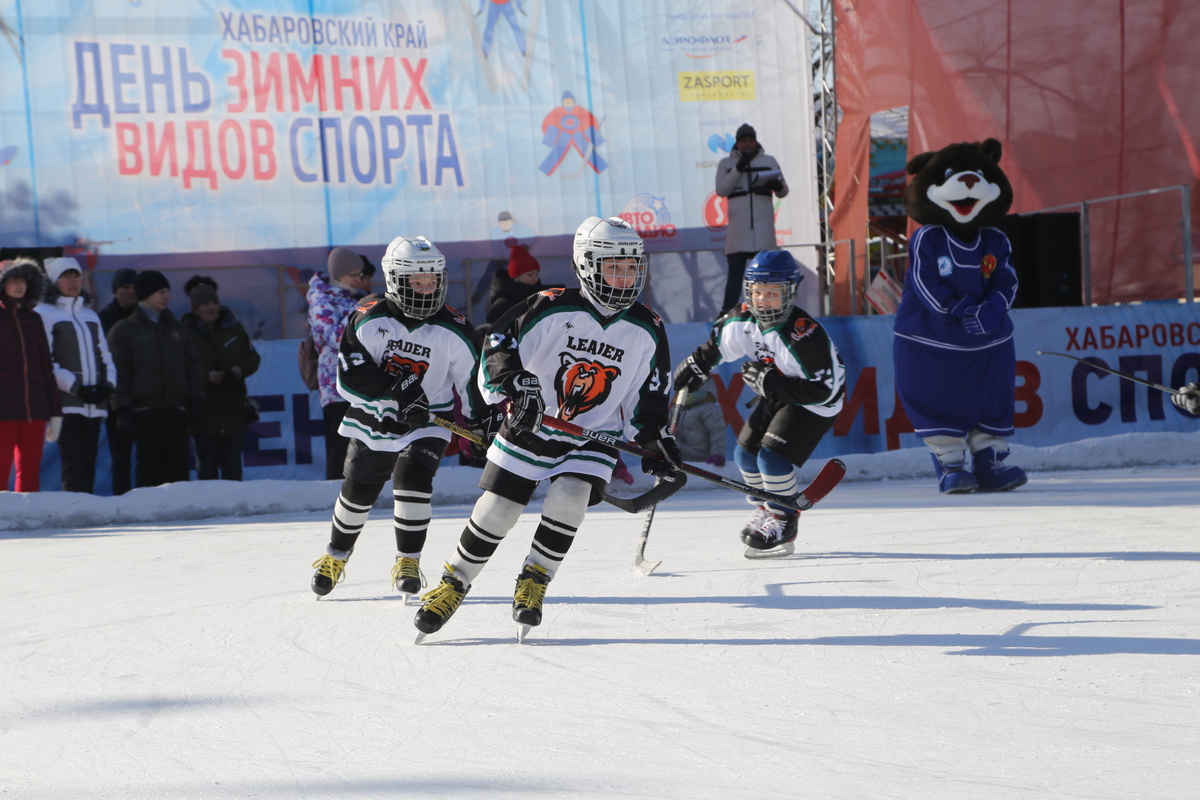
xmin=741 ymin=361 xmax=775 ymax=397
xmin=1173 ymin=382 xmax=1200 ymax=414
xmin=385 ymin=369 xmax=430 ymax=431
xmin=640 ymin=436 xmax=682 ymax=479
xmin=467 ymin=404 xmax=506 ymax=458
xmin=673 ymin=355 xmax=709 ymax=394
xmin=504 ymin=370 xmax=545 ymax=433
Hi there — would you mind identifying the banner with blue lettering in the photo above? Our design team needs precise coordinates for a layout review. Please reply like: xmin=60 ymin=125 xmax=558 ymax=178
xmin=0 ymin=1 xmax=818 ymax=259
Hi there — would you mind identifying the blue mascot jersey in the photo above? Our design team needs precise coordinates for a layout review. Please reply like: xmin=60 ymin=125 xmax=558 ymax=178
xmin=893 ymin=224 xmax=1017 ymax=352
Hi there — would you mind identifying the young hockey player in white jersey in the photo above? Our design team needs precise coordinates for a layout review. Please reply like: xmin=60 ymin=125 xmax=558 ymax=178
xmin=674 ymin=250 xmax=845 ymax=557
xmin=413 ymin=216 xmax=679 ymax=640
xmin=310 ymin=236 xmax=502 ymax=600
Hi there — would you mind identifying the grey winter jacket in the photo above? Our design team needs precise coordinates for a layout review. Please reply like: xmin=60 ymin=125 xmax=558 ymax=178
xmin=107 ymin=305 xmax=206 ymax=414
xmin=674 ymin=392 xmax=728 ymax=461
xmin=36 ymin=292 xmax=116 ymax=418
xmin=715 ymin=145 xmax=788 ymax=255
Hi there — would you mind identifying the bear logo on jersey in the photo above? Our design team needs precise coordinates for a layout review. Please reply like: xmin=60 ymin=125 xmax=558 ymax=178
xmin=385 ymin=355 xmax=429 ymax=378
xmin=790 ymin=318 xmax=818 ymax=342
xmin=555 ymin=353 xmax=620 ymax=421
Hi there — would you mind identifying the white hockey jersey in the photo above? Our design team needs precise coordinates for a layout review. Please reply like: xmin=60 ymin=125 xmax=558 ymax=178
xmin=336 ymin=297 xmax=484 ymax=452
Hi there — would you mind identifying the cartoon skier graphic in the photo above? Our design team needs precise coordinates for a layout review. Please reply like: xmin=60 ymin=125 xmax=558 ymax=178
xmin=477 ymin=0 xmax=526 ymax=57
xmin=540 ymin=92 xmax=606 ymax=176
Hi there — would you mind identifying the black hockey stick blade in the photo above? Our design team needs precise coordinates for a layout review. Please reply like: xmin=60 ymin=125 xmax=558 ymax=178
xmin=604 ymin=472 xmax=687 ymax=513
xmin=633 ymin=504 xmax=661 ymax=575
xmin=428 ymin=415 xmax=684 ymax=514
xmin=796 ymin=458 xmax=847 ymax=511
xmin=1036 ymin=350 xmax=1182 ymax=395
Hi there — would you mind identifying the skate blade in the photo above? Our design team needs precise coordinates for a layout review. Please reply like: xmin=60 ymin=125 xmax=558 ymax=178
xmin=633 ymin=557 xmax=661 ymax=576
xmin=516 ymin=624 xmax=533 ymax=643
xmin=414 ymin=632 xmax=429 ymax=644
xmin=400 ymin=592 xmax=416 ymax=606
xmin=743 ymin=541 xmax=796 ymax=559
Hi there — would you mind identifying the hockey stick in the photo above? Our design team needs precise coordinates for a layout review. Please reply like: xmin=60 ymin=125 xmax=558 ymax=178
xmin=1037 ymin=351 xmax=1183 ymax=395
xmin=537 ymin=414 xmax=848 ymax=512
xmin=426 ymin=416 xmax=685 ymax=513
xmin=632 ymin=388 xmax=688 ymax=575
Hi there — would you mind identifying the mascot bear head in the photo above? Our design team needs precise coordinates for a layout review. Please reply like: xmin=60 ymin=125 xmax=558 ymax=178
xmin=903 ymin=138 xmax=1013 ymax=240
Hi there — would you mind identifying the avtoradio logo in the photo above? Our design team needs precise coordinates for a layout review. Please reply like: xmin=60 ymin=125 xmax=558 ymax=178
xmin=620 ymin=194 xmax=677 ymax=239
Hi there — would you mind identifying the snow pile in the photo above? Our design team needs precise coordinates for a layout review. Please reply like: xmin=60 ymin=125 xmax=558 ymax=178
xmin=2 ymin=430 xmax=1196 ymax=532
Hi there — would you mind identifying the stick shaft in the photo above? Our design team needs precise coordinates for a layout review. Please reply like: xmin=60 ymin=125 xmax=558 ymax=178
xmin=1037 ymin=350 xmax=1181 ymax=395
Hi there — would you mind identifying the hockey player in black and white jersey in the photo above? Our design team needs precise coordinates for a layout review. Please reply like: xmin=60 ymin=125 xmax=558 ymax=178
xmin=413 ymin=216 xmax=679 ymax=640
xmin=310 ymin=236 xmax=503 ymax=600
xmin=674 ymin=250 xmax=845 ymax=558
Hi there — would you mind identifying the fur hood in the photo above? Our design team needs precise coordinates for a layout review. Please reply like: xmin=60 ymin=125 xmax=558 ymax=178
xmin=0 ymin=258 xmax=49 ymax=306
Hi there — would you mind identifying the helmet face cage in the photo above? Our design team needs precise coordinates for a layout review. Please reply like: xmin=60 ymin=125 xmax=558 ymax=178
xmin=383 ymin=236 xmax=447 ymax=319
xmin=573 ymin=217 xmax=647 ymax=312
xmin=743 ymin=250 xmax=800 ymax=327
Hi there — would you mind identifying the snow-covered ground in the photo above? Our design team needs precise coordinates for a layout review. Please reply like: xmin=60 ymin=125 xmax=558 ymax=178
xmin=3 ymin=432 xmax=1199 ymax=799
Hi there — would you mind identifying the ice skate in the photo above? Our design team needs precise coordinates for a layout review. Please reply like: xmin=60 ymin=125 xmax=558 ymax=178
xmin=390 ymin=556 xmax=425 ymax=604
xmin=413 ymin=565 xmax=469 ymax=642
xmin=739 ymin=503 xmax=770 ymax=545
xmin=972 ymin=447 xmax=1027 ymax=492
xmin=931 ymin=454 xmax=978 ymax=494
xmin=513 ymin=563 xmax=550 ymax=642
xmin=743 ymin=508 xmax=799 ymax=559
xmin=311 ymin=546 xmax=351 ymax=597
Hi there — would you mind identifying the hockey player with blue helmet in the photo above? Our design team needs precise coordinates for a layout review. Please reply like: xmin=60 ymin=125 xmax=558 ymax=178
xmin=674 ymin=250 xmax=845 ymax=557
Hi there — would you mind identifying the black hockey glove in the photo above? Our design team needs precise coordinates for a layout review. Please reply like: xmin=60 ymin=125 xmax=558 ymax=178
xmin=741 ymin=361 xmax=775 ymax=397
xmin=503 ymin=370 xmax=545 ymax=433
xmin=386 ymin=369 xmax=430 ymax=431
xmin=1173 ymin=382 xmax=1200 ymax=415
xmin=467 ymin=404 xmax=506 ymax=458
xmin=640 ymin=436 xmax=682 ymax=479
xmin=673 ymin=355 xmax=709 ymax=394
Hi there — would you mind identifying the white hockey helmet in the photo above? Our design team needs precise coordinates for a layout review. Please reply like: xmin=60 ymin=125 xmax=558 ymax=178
xmin=381 ymin=235 xmax=447 ymax=319
xmin=571 ymin=216 xmax=647 ymax=313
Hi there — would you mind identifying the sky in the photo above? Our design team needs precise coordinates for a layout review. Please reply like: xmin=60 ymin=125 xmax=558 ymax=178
xmin=3 ymin=431 xmax=1198 ymax=799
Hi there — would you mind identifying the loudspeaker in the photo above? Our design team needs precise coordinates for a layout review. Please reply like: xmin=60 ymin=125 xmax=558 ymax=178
xmin=994 ymin=213 xmax=1082 ymax=308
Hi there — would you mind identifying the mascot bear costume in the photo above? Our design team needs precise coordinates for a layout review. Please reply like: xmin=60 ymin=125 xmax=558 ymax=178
xmin=892 ymin=138 xmax=1028 ymax=493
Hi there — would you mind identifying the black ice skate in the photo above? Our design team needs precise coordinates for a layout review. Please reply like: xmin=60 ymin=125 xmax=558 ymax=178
xmin=512 ymin=563 xmax=550 ymax=642
xmin=743 ymin=508 xmax=799 ymax=559
xmin=311 ymin=546 xmax=352 ymax=597
xmin=390 ymin=556 xmax=425 ymax=604
xmin=413 ymin=565 xmax=469 ymax=643
xmin=739 ymin=504 xmax=770 ymax=544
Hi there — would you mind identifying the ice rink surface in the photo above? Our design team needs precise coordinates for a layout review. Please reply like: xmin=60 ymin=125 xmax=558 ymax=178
xmin=3 ymin=461 xmax=1199 ymax=799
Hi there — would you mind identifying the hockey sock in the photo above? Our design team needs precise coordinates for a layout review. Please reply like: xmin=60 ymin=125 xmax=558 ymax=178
xmin=757 ymin=446 xmax=799 ymax=512
xmin=450 ymin=491 xmax=525 ymax=587
xmin=733 ymin=444 xmax=766 ymax=501
xmin=330 ymin=478 xmax=384 ymax=553
xmin=526 ymin=476 xmax=590 ymax=578
xmin=392 ymin=459 xmax=435 ymax=554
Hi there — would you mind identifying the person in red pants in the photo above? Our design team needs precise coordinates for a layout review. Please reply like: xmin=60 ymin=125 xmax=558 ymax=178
xmin=0 ymin=259 xmax=62 ymax=492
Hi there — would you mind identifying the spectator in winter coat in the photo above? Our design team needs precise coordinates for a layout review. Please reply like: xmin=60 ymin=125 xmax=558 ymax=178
xmin=307 ymin=247 xmax=372 ymax=480
xmin=674 ymin=385 xmax=728 ymax=466
xmin=714 ymin=124 xmax=788 ymax=315
xmin=35 ymin=257 xmax=116 ymax=493
xmin=182 ymin=281 xmax=261 ymax=481
xmin=107 ymin=270 xmax=206 ymax=488
xmin=0 ymin=259 xmax=61 ymax=492
xmin=485 ymin=245 xmax=545 ymax=326
xmin=98 ymin=267 xmax=138 ymax=494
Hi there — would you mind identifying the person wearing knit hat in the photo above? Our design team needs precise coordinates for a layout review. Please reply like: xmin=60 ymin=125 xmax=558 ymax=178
xmin=35 ymin=256 xmax=117 ymax=493
xmin=107 ymin=268 xmax=205 ymax=489
xmin=486 ymin=245 xmax=549 ymax=325
xmin=308 ymin=247 xmax=371 ymax=479
xmin=181 ymin=278 xmax=261 ymax=482
xmin=715 ymin=122 xmax=789 ymax=315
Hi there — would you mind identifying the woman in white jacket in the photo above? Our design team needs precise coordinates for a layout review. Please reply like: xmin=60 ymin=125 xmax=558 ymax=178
xmin=36 ymin=257 xmax=116 ymax=493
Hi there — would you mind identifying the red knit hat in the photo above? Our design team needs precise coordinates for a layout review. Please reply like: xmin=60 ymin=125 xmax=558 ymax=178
xmin=507 ymin=246 xmax=539 ymax=279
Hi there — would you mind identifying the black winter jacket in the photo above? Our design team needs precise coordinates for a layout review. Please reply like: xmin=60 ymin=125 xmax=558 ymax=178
xmin=182 ymin=308 xmax=262 ymax=436
xmin=107 ymin=305 xmax=206 ymax=414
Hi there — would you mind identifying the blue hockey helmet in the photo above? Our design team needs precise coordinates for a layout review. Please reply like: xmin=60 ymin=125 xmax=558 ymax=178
xmin=743 ymin=250 xmax=801 ymax=327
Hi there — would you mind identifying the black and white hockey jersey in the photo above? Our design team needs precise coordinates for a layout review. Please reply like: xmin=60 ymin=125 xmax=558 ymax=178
xmin=337 ymin=297 xmax=484 ymax=452
xmin=690 ymin=305 xmax=845 ymax=417
xmin=479 ymin=288 xmax=672 ymax=482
